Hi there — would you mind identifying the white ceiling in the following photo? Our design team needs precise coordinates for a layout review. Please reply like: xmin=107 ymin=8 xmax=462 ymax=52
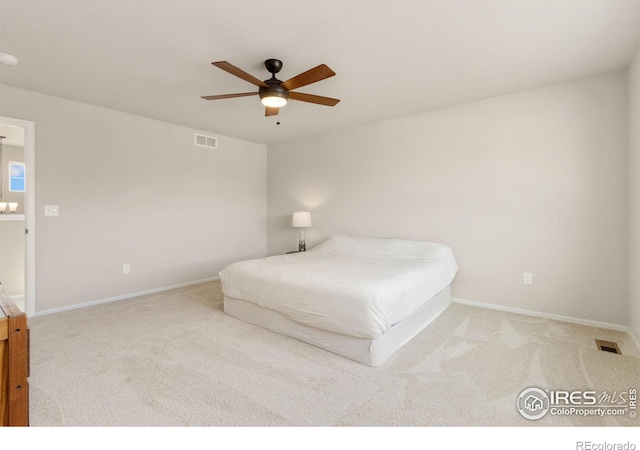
xmin=1 ymin=0 xmax=640 ymax=145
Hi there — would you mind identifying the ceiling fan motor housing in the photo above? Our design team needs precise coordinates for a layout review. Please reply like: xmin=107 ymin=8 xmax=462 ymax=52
xmin=259 ymin=79 xmax=289 ymax=102
xmin=260 ymin=59 xmax=288 ymax=102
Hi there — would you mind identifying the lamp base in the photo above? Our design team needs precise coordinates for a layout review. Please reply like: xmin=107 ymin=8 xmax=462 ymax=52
xmin=298 ymin=228 xmax=306 ymax=252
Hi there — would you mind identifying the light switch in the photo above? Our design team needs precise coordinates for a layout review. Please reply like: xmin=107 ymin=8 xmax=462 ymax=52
xmin=44 ymin=205 xmax=59 ymax=216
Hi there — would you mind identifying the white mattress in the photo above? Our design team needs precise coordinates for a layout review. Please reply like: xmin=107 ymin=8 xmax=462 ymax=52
xmin=219 ymin=235 xmax=459 ymax=339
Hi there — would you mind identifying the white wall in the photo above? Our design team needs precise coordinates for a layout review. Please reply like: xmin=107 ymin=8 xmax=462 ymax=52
xmin=268 ymin=71 xmax=629 ymax=326
xmin=0 ymin=84 xmax=267 ymax=313
xmin=629 ymin=47 xmax=640 ymax=344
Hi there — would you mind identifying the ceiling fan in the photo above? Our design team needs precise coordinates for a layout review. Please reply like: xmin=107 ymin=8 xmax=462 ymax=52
xmin=201 ymin=59 xmax=340 ymax=117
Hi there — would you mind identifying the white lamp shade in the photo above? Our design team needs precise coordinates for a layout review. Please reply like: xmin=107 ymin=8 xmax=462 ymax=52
xmin=8 ymin=202 xmax=18 ymax=212
xmin=292 ymin=211 xmax=311 ymax=228
xmin=0 ymin=202 xmax=6 ymax=212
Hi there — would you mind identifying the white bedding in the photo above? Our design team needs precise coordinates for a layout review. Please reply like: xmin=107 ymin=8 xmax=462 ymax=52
xmin=219 ymin=235 xmax=459 ymax=339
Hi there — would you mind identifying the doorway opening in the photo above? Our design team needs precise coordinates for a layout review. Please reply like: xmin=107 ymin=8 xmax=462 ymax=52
xmin=0 ymin=116 xmax=35 ymax=316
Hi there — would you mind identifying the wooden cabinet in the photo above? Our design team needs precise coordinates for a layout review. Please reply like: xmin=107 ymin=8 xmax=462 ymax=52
xmin=0 ymin=283 xmax=29 ymax=426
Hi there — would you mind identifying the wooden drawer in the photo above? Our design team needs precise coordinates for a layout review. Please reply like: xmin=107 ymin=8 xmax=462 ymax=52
xmin=0 ymin=283 xmax=29 ymax=426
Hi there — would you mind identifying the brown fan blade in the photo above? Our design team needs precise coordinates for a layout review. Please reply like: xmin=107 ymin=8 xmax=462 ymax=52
xmin=281 ymin=64 xmax=335 ymax=91
xmin=212 ymin=61 xmax=268 ymax=88
xmin=288 ymin=91 xmax=340 ymax=106
xmin=201 ymin=92 xmax=258 ymax=100
xmin=265 ymin=107 xmax=279 ymax=117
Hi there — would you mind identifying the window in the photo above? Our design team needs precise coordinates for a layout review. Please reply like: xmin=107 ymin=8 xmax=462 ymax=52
xmin=9 ymin=162 xmax=25 ymax=192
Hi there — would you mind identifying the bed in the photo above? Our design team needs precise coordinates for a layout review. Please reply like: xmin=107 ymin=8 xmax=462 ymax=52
xmin=219 ymin=235 xmax=459 ymax=366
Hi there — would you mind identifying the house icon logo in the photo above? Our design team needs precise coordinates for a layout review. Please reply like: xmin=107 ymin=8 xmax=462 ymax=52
xmin=517 ymin=388 xmax=550 ymax=420
xmin=525 ymin=395 xmax=543 ymax=411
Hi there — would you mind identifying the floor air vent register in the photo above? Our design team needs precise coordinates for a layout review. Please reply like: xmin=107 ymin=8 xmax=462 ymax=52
xmin=595 ymin=339 xmax=621 ymax=355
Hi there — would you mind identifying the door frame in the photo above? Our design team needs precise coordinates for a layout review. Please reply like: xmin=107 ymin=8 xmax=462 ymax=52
xmin=0 ymin=116 xmax=35 ymax=317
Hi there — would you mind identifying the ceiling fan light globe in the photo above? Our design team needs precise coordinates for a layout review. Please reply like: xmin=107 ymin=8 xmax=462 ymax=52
xmin=261 ymin=96 xmax=287 ymax=108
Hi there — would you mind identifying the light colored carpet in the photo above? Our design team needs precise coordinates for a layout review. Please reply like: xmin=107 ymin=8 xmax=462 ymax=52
xmin=27 ymin=280 xmax=639 ymax=427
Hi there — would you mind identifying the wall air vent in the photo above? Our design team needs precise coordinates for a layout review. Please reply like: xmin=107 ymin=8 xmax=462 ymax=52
xmin=595 ymin=339 xmax=621 ymax=355
xmin=194 ymin=133 xmax=217 ymax=149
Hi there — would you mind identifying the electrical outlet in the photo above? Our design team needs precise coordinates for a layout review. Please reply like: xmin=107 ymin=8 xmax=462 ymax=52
xmin=123 ymin=264 xmax=130 ymax=274
xmin=523 ymin=272 xmax=533 ymax=284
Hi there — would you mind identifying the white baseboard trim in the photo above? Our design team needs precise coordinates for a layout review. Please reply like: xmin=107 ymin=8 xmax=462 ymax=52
xmin=453 ymin=297 xmax=640 ymax=354
xmin=35 ymin=276 xmax=220 ymax=317
xmin=452 ymin=297 xmax=629 ymax=332
xmin=10 ymin=294 xmax=25 ymax=301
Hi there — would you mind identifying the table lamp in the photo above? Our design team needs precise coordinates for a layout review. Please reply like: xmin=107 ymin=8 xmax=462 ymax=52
xmin=292 ymin=210 xmax=312 ymax=252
